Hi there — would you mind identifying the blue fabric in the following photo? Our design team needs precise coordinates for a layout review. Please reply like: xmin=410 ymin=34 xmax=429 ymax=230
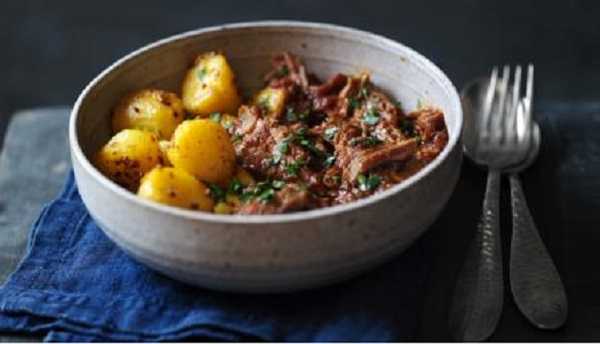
xmin=0 ymin=172 xmax=427 ymax=341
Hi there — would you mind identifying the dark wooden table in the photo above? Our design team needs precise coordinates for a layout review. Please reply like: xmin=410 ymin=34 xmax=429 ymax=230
xmin=1 ymin=1 xmax=599 ymax=340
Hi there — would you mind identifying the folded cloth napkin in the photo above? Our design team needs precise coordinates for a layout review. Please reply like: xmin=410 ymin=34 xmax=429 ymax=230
xmin=0 ymin=172 xmax=427 ymax=341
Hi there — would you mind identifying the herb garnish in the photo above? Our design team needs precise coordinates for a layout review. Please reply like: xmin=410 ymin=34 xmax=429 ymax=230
xmin=258 ymin=97 xmax=270 ymax=112
xmin=286 ymin=107 xmax=297 ymax=122
xmin=208 ymin=183 xmax=226 ymax=202
xmin=196 ymin=67 xmax=208 ymax=81
xmin=349 ymin=136 xmax=382 ymax=147
xmin=257 ymin=188 xmax=275 ymax=202
xmin=286 ymin=106 xmax=309 ymax=122
xmin=294 ymin=127 xmax=325 ymax=157
xmin=240 ymin=180 xmax=285 ymax=203
xmin=228 ymin=178 xmax=244 ymax=194
xmin=348 ymin=97 xmax=361 ymax=112
xmin=357 ymin=174 xmax=381 ymax=192
xmin=232 ymin=133 xmax=243 ymax=144
xmin=323 ymin=127 xmax=338 ymax=141
xmin=362 ymin=107 xmax=380 ymax=125
xmin=209 ymin=112 xmax=222 ymax=123
xmin=276 ymin=65 xmax=289 ymax=78
xmin=359 ymin=86 xmax=369 ymax=100
xmin=324 ymin=155 xmax=336 ymax=168
xmin=285 ymin=158 xmax=305 ymax=176
xmin=272 ymin=137 xmax=291 ymax=165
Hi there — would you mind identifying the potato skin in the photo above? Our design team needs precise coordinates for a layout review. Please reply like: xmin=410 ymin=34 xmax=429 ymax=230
xmin=167 ymin=119 xmax=236 ymax=185
xmin=253 ymin=87 xmax=287 ymax=118
xmin=138 ymin=166 xmax=214 ymax=211
xmin=181 ymin=52 xmax=241 ymax=116
xmin=112 ymin=89 xmax=184 ymax=140
xmin=95 ymin=129 xmax=162 ymax=191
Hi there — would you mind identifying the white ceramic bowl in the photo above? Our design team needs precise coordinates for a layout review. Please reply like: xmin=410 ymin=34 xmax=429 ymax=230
xmin=70 ymin=21 xmax=463 ymax=293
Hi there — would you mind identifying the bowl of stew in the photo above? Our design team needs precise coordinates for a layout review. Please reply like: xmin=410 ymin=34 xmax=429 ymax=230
xmin=70 ymin=21 xmax=463 ymax=292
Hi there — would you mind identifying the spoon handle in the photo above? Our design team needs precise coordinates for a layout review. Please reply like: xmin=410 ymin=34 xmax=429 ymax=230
xmin=509 ymin=173 xmax=567 ymax=329
xmin=449 ymin=169 xmax=503 ymax=341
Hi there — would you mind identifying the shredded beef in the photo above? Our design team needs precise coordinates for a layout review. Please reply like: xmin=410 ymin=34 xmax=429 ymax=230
xmin=230 ymin=52 xmax=448 ymax=214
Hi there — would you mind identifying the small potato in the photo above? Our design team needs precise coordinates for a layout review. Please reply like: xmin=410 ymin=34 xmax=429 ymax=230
xmin=213 ymin=202 xmax=233 ymax=214
xmin=167 ymin=119 xmax=236 ymax=185
xmin=253 ymin=87 xmax=287 ymax=118
xmin=95 ymin=129 xmax=162 ymax=191
xmin=181 ymin=52 xmax=241 ymax=116
xmin=112 ymin=89 xmax=184 ymax=139
xmin=138 ymin=166 xmax=214 ymax=211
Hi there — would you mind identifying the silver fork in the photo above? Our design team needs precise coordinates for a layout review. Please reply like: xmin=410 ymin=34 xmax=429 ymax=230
xmin=450 ymin=66 xmax=530 ymax=341
xmin=506 ymin=65 xmax=568 ymax=330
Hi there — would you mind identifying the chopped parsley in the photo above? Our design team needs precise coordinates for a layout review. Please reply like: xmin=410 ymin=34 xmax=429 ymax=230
xmin=362 ymin=107 xmax=380 ymax=126
xmin=357 ymin=174 xmax=381 ymax=192
xmin=349 ymin=135 xmax=382 ymax=147
xmin=258 ymin=97 xmax=270 ymax=112
xmin=272 ymin=137 xmax=291 ymax=165
xmin=208 ymin=183 xmax=226 ymax=202
xmin=294 ymin=127 xmax=325 ymax=157
xmin=257 ymin=188 xmax=275 ymax=202
xmin=271 ymin=180 xmax=285 ymax=189
xmin=286 ymin=107 xmax=297 ymax=122
xmin=241 ymin=180 xmax=285 ymax=203
xmin=221 ymin=117 xmax=234 ymax=129
xmin=276 ymin=65 xmax=289 ymax=77
xmin=359 ymin=86 xmax=369 ymax=99
xmin=324 ymin=155 xmax=336 ymax=168
xmin=209 ymin=112 xmax=222 ymax=123
xmin=323 ymin=127 xmax=338 ymax=141
xmin=348 ymin=97 xmax=361 ymax=112
xmin=196 ymin=67 xmax=208 ymax=81
xmin=232 ymin=133 xmax=243 ymax=144
xmin=285 ymin=158 xmax=305 ymax=176
xmin=286 ymin=106 xmax=309 ymax=122
xmin=228 ymin=178 xmax=244 ymax=194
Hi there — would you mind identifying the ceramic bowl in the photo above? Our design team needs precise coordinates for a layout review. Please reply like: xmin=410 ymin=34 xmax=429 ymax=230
xmin=70 ymin=21 xmax=463 ymax=293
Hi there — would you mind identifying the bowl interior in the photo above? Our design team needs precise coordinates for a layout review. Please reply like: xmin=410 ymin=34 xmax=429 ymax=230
xmin=75 ymin=22 xmax=461 ymax=167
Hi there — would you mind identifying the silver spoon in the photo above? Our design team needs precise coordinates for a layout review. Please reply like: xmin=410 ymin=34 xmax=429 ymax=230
xmin=449 ymin=66 xmax=529 ymax=341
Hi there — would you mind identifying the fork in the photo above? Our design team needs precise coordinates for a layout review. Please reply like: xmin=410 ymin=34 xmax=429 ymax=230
xmin=449 ymin=66 xmax=530 ymax=341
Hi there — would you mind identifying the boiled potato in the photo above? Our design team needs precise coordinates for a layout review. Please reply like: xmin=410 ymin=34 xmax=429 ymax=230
xmin=253 ymin=87 xmax=287 ymax=118
xmin=112 ymin=89 xmax=184 ymax=139
xmin=213 ymin=202 xmax=233 ymax=214
xmin=138 ymin=166 xmax=214 ymax=211
xmin=181 ymin=52 xmax=241 ymax=116
xmin=167 ymin=119 xmax=236 ymax=185
xmin=95 ymin=129 xmax=162 ymax=191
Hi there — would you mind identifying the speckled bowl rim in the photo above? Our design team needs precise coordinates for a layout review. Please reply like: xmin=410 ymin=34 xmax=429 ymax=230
xmin=70 ymin=20 xmax=463 ymax=225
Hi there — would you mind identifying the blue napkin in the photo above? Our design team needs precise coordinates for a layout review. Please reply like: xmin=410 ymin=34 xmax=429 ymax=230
xmin=0 ymin=172 xmax=427 ymax=341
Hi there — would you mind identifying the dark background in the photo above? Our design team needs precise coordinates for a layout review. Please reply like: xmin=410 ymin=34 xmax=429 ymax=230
xmin=1 ymin=0 xmax=599 ymax=341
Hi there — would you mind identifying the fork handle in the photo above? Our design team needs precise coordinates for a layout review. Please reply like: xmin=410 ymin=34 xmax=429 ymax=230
xmin=449 ymin=169 xmax=503 ymax=341
xmin=509 ymin=173 xmax=568 ymax=329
